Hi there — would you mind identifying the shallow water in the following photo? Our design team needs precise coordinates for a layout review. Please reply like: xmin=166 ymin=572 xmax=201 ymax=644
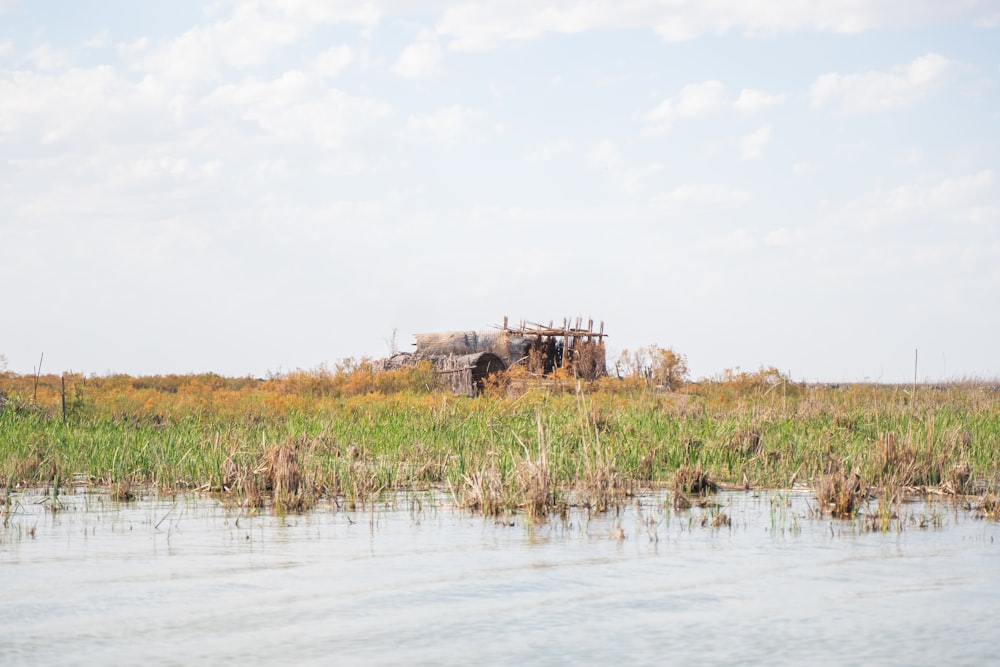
xmin=2 ymin=489 xmax=997 ymax=666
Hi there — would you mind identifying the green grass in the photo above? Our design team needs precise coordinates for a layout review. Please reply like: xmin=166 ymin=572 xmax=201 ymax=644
xmin=2 ymin=372 xmax=999 ymax=516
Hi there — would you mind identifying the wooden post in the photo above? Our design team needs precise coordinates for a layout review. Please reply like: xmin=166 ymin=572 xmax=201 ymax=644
xmin=61 ymin=374 xmax=67 ymax=423
xmin=563 ymin=319 xmax=569 ymax=369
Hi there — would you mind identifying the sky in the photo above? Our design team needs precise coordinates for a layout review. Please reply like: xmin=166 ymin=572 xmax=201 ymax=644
xmin=1 ymin=1 xmax=999 ymax=382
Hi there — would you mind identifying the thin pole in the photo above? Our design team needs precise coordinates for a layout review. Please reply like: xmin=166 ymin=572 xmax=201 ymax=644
xmin=32 ymin=352 xmax=43 ymax=404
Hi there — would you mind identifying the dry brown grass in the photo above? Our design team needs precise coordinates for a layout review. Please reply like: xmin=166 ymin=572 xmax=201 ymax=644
xmin=637 ymin=451 xmax=656 ymax=481
xmin=703 ymin=509 xmax=731 ymax=528
xmin=5 ymin=446 xmax=56 ymax=489
xmin=873 ymin=433 xmax=916 ymax=484
xmin=576 ymin=396 xmax=633 ymax=512
xmin=580 ymin=463 xmax=629 ymax=512
xmin=264 ymin=437 xmax=313 ymax=513
xmin=109 ymin=477 xmax=135 ymax=502
xmin=944 ymin=461 xmax=972 ymax=495
xmin=220 ymin=436 xmax=316 ymax=513
xmin=517 ymin=457 xmax=550 ymax=520
xmin=731 ymin=428 xmax=762 ymax=456
xmin=816 ymin=470 xmax=866 ymax=518
xmin=512 ymin=412 xmax=555 ymax=518
xmin=973 ymin=492 xmax=1000 ymax=520
xmin=461 ymin=467 xmax=505 ymax=517
xmin=671 ymin=463 xmax=716 ymax=509
xmin=221 ymin=445 xmax=263 ymax=509
xmin=672 ymin=463 xmax=717 ymax=495
xmin=571 ymin=341 xmax=606 ymax=381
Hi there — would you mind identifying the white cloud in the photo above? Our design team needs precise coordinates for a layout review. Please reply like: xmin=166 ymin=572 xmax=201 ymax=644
xmin=587 ymin=140 xmax=623 ymax=169
xmin=959 ymin=242 xmax=1000 ymax=268
xmin=392 ymin=38 xmax=443 ymax=79
xmin=253 ymin=0 xmax=382 ymax=33
xmin=642 ymin=81 xmax=784 ymax=131
xmin=6 ymin=148 xmax=226 ymax=230
xmin=435 ymin=1 xmax=1000 ymax=50
xmin=792 ymin=162 xmax=813 ymax=176
xmin=525 ymin=139 xmax=572 ymax=162
xmin=205 ymin=70 xmax=390 ymax=149
xmin=740 ymin=124 xmax=772 ymax=160
xmin=0 ymin=66 xmax=155 ymax=145
xmin=700 ymin=228 xmax=758 ymax=256
xmin=621 ymin=164 xmax=664 ymax=195
xmin=582 ymin=141 xmax=662 ymax=194
xmin=810 ymin=52 xmax=954 ymax=114
xmin=312 ymin=45 xmax=353 ymax=77
xmin=116 ymin=37 xmax=148 ymax=59
xmin=974 ymin=11 xmax=1000 ymax=27
xmin=26 ymin=44 xmax=68 ymax=71
xmin=85 ymin=30 xmax=110 ymax=49
xmin=902 ymin=148 xmax=924 ymax=166
xmin=734 ymin=88 xmax=787 ymax=114
xmin=652 ymin=184 xmax=751 ymax=211
xmin=832 ymin=170 xmax=998 ymax=231
xmin=128 ymin=3 xmax=319 ymax=87
xmin=102 ymin=156 xmax=222 ymax=196
xmin=764 ymin=226 xmax=806 ymax=248
xmin=131 ymin=26 xmax=225 ymax=86
xmin=0 ymin=40 xmax=12 ymax=57
xmin=403 ymin=105 xmax=488 ymax=143
xmin=211 ymin=4 xmax=305 ymax=66
xmin=642 ymin=81 xmax=728 ymax=128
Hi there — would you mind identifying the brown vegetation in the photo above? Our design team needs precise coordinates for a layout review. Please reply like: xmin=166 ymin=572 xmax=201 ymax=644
xmin=816 ymin=470 xmax=866 ymax=518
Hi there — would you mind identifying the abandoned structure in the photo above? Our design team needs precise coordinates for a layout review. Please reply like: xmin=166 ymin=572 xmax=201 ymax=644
xmin=384 ymin=317 xmax=607 ymax=396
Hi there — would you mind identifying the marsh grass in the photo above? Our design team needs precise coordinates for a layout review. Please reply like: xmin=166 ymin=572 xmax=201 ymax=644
xmin=109 ymin=477 xmax=136 ymax=502
xmin=864 ymin=485 xmax=902 ymax=532
xmin=461 ymin=467 xmax=506 ymax=517
xmin=816 ymin=470 xmax=866 ymax=518
xmin=945 ymin=461 xmax=972 ymax=495
xmin=263 ymin=437 xmax=312 ymax=514
xmin=671 ymin=463 xmax=718 ymax=510
xmin=2 ymin=370 xmax=999 ymax=517
xmin=973 ymin=492 xmax=1000 ymax=520
xmin=672 ymin=463 xmax=717 ymax=495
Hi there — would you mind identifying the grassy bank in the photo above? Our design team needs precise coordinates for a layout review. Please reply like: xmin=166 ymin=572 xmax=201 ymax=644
xmin=2 ymin=367 xmax=999 ymax=517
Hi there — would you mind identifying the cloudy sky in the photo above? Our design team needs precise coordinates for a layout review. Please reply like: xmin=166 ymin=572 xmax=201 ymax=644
xmin=2 ymin=1 xmax=998 ymax=382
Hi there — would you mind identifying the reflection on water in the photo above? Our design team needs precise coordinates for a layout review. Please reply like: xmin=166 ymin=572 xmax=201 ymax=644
xmin=2 ymin=489 xmax=997 ymax=665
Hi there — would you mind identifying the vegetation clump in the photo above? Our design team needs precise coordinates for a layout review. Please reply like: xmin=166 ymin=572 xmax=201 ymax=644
xmin=816 ymin=470 xmax=866 ymax=518
xmin=973 ymin=493 xmax=1000 ymax=521
xmin=945 ymin=461 xmax=972 ymax=495
xmin=671 ymin=463 xmax=717 ymax=509
xmin=461 ymin=468 xmax=505 ymax=518
xmin=672 ymin=463 xmax=717 ymax=496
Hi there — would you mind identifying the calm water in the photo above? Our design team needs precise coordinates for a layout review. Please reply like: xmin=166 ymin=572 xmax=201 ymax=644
xmin=2 ymin=489 xmax=997 ymax=666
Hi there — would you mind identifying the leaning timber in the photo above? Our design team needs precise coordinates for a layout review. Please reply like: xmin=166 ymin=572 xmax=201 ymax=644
xmin=435 ymin=353 xmax=507 ymax=397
